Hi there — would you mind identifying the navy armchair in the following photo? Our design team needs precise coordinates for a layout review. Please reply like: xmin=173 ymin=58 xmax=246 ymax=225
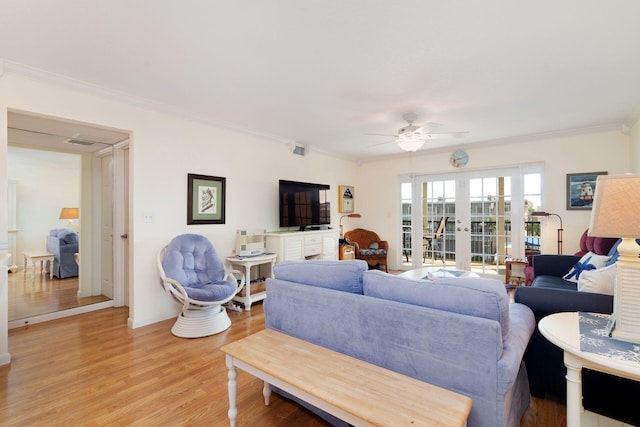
xmin=46 ymin=228 xmax=79 ymax=279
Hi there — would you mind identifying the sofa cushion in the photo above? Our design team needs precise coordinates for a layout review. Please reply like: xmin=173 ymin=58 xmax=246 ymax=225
xmin=577 ymin=264 xmax=616 ymax=295
xmin=273 ymin=260 xmax=368 ymax=294
xmin=363 ymin=270 xmax=510 ymax=342
xmin=563 ymin=252 xmax=610 ymax=283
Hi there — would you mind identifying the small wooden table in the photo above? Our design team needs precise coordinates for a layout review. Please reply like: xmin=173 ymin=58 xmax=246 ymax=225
xmin=221 ymin=329 xmax=472 ymax=427
xmin=539 ymin=312 xmax=640 ymax=427
xmin=226 ymin=253 xmax=277 ymax=311
xmin=23 ymin=251 xmax=55 ymax=279
xmin=505 ymin=258 xmax=527 ymax=287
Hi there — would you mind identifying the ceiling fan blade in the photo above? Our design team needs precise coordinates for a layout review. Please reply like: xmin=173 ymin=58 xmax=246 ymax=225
xmin=423 ymin=131 xmax=469 ymax=139
xmin=367 ymin=139 xmax=395 ymax=148
xmin=419 ymin=122 xmax=444 ymax=130
xmin=365 ymin=133 xmax=396 ymax=137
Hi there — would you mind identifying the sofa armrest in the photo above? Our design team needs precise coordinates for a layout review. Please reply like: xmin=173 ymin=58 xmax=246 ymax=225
xmin=532 ymin=254 xmax=580 ymax=278
xmin=514 ymin=286 xmax=613 ymax=319
xmin=377 ymin=240 xmax=389 ymax=251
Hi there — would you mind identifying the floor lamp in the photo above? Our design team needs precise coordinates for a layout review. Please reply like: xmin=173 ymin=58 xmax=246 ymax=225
xmin=589 ymin=174 xmax=640 ymax=343
xmin=530 ymin=211 xmax=563 ymax=254
xmin=340 ymin=213 xmax=361 ymax=238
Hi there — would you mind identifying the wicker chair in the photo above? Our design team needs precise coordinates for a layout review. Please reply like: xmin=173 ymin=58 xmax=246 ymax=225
xmin=157 ymin=234 xmax=244 ymax=338
xmin=344 ymin=228 xmax=388 ymax=272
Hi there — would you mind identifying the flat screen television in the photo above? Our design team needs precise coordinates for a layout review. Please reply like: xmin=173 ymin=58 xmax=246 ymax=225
xmin=279 ymin=180 xmax=331 ymax=230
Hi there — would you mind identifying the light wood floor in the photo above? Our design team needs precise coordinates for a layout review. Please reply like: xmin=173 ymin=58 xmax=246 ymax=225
xmin=7 ymin=269 xmax=111 ymax=321
xmin=0 ymin=301 xmax=568 ymax=426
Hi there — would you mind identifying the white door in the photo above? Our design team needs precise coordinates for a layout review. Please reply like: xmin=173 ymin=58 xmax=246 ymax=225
xmin=408 ymin=167 xmax=524 ymax=277
xmin=113 ymin=141 xmax=129 ymax=307
xmin=101 ymin=155 xmax=114 ymax=298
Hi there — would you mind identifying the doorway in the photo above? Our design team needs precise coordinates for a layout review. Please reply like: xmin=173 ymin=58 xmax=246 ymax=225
xmin=6 ymin=111 xmax=129 ymax=327
xmin=403 ymin=166 xmax=541 ymax=277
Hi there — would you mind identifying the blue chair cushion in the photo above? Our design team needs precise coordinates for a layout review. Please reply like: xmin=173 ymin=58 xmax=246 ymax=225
xmin=359 ymin=248 xmax=387 ymax=256
xmin=162 ymin=234 xmax=237 ymax=302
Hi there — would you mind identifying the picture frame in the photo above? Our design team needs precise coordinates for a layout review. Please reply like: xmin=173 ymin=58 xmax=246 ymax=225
xmin=187 ymin=173 xmax=226 ymax=224
xmin=338 ymin=185 xmax=354 ymax=213
xmin=566 ymin=171 xmax=607 ymax=210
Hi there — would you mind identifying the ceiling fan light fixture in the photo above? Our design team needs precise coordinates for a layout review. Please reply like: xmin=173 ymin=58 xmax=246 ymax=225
xmin=396 ymin=134 xmax=426 ymax=152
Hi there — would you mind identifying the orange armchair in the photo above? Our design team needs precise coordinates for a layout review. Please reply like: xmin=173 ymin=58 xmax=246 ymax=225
xmin=344 ymin=228 xmax=388 ymax=272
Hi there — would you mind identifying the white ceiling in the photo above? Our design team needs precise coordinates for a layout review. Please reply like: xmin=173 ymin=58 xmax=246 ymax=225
xmin=1 ymin=1 xmax=640 ymax=161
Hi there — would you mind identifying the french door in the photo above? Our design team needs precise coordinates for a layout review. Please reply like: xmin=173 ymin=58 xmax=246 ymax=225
xmin=405 ymin=167 xmax=524 ymax=276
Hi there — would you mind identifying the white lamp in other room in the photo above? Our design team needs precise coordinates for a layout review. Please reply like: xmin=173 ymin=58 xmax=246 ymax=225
xmin=589 ymin=174 xmax=640 ymax=343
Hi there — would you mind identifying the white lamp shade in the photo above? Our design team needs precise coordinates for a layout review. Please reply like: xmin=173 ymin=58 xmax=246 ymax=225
xmin=589 ymin=175 xmax=640 ymax=238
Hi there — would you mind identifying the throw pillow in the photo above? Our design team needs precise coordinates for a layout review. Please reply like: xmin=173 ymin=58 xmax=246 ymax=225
xmin=563 ymin=251 xmax=610 ymax=283
xmin=577 ymin=264 xmax=616 ymax=295
xmin=369 ymin=242 xmax=379 ymax=249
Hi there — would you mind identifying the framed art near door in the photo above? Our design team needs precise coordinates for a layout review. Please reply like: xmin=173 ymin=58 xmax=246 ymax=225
xmin=338 ymin=185 xmax=354 ymax=213
xmin=187 ymin=173 xmax=226 ymax=224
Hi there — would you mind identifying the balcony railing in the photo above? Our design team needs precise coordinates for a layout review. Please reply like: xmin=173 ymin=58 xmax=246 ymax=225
xmin=402 ymin=220 xmax=541 ymax=263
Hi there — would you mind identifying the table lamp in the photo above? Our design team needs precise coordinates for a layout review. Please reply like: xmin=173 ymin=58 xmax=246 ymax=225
xmin=59 ymin=207 xmax=80 ymax=225
xmin=589 ymin=174 xmax=640 ymax=343
xmin=340 ymin=213 xmax=361 ymax=238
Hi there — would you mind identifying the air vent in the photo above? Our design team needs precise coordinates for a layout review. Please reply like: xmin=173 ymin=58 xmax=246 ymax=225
xmin=290 ymin=142 xmax=309 ymax=156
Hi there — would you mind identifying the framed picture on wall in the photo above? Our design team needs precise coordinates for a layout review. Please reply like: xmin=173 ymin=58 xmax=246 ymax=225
xmin=566 ymin=171 xmax=607 ymax=210
xmin=187 ymin=173 xmax=226 ymax=224
xmin=338 ymin=185 xmax=354 ymax=213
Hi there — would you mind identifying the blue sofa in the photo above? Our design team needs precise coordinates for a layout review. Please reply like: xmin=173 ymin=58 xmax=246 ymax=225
xmin=514 ymin=239 xmax=640 ymax=425
xmin=46 ymin=228 xmax=79 ymax=279
xmin=264 ymin=260 xmax=535 ymax=427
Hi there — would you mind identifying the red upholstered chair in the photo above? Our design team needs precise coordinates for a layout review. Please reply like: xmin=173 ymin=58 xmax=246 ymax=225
xmin=524 ymin=229 xmax=619 ymax=285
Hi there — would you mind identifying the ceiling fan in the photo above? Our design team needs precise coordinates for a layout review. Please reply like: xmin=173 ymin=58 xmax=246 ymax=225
xmin=369 ymin=113 xmax=468 ymax=152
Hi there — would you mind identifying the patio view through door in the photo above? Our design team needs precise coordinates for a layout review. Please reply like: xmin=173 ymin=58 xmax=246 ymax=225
xmin=402 ymin=166 xmax=541 ymax=277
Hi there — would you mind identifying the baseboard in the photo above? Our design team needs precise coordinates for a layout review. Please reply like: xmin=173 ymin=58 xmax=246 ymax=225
xmin=8 ymin=300 xmax=114 ymax=329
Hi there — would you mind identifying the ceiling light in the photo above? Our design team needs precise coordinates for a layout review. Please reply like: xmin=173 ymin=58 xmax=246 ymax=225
xmin=396 ymin=133 xmax=426 ymax=152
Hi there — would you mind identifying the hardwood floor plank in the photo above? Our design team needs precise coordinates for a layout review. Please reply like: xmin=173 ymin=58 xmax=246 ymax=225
xmin=0 ymin=302 xmax=564 ymax=426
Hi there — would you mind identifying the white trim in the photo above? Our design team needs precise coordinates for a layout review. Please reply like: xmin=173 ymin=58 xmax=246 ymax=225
xmin=8 ymin=301 xmax=114 ymax=329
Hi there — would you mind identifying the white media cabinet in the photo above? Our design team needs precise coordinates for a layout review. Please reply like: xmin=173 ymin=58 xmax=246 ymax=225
xmin=265 ymin=229 xmax=339 ymax=262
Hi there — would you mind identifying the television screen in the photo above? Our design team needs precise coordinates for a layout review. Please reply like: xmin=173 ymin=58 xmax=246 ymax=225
xmin=279 ymin=180 xmax=330 ymax=229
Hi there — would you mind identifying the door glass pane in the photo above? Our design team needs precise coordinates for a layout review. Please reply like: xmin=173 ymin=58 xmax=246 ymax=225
xmin=401 ymin=182 xmax=413 ymax=266
xmin=422 ymin=180 xmax=455 ymax=266
xmin=524 ymin=173 xmax=543 ymax=255
xmin=470 ymin=176 xmax=511 ymax=275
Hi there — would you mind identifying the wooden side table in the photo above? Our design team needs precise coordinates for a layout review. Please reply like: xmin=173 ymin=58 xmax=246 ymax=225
xmin=226 ymin=253 xmax=277 ymax=311
xmin=339 ymin=245 xmax=355 ymax=260
xmin=539 ymin=312 xmax=640 ymax=427
xmin=23 ymin=251 xmax=55 ymax=279
xmin=505 ymin=258 xmax=527 ymax=287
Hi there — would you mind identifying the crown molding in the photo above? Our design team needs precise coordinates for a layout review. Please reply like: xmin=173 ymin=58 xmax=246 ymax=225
xmin=0 ymin=59 xmax=295 ymax=146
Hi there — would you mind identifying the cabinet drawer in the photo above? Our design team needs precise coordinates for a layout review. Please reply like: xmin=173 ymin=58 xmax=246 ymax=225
xmin=304 ymin=244 xmax=322 ymax=257
xmin=304 ymin=235 xmax=321 ymax=245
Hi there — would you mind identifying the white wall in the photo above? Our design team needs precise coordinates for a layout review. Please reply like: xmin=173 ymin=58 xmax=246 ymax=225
xmin=0 ymin=73 xmax=358 ymax=334
xmin=357 ymin=130 xmax=631 ymax=268
xmin=8 ymin=146 xmax=81 ymax=259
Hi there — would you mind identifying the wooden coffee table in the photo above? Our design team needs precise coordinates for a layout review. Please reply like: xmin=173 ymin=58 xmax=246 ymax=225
xmin=221 ymin=329 xmax=472 ymax=427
